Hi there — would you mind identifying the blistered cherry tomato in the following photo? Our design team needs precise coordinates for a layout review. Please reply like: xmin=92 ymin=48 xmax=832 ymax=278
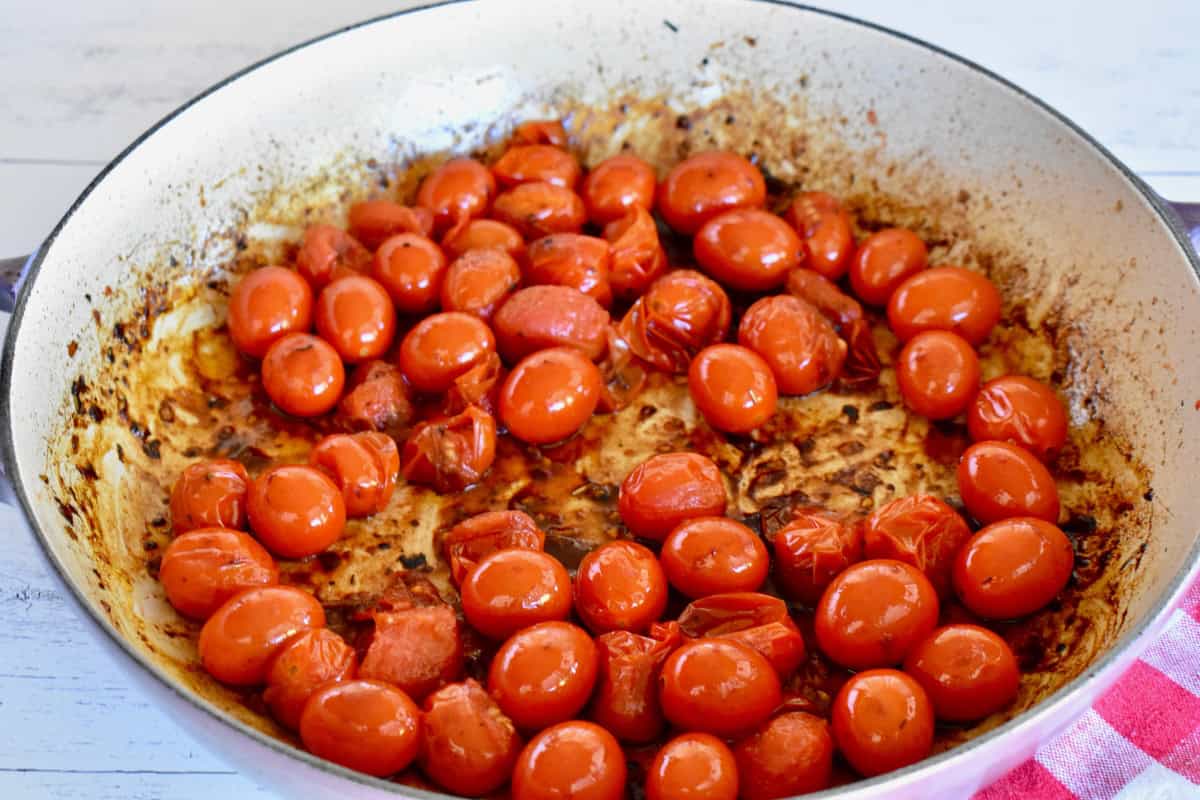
xmin=832 ymin=669 xmax=934 ymax=777
xmin=491 ymin=181 xmax=586 ymax=239
xmin=661 ymin=517 xmax=769 ymax=598
xmin=261 ymin=332 xmax=345 ymax=417
xmin=198 ymin=585 xmax=324 ymax=685
xmin=648 ymin=732 xmax=739 ymax=800
xmin=604 ymin=207 xmax=668 ymax=298
xmin=401 ymin=406 xmax=497 ymax=492
xmin=264 ymin=628 xmax=356 ymax=730
xmin=677 ymin=593 xmax=805 ymax=679
xmin=785 ymin=268 xmax=863 ymax=330
xmin=493 ymin=144 xmax=581 ymax=189
xmin=619 ymin=270 xmax=732 ymax=372
xmin=773 ymin=511 xmax=863 ymax=606
xmin=309 ymin=431 xmax=399 ymax=517
xmin=618 ymin=452 xmax=728 ymax=541
xmin=958 ymin=441 xmax=1060 ymax=524
xmin=420 ymin=679 xmax=522 ymax=797
xmin=785 ymin=191 xmax=855 ymax=280
xmin=169 ymin=459 xmax=250 ymax=534
xmin=488 ymin=621 xmax=599 ymax=730
xmin=658 ymin=151 xmax=766 ymax=235
xmin=159 ymin=528 xmax=277 ymax=620
xmin=336 ymin=360 xmax=413 ymax=435
xmin=815 ymin=559 xmax=939 ymax=670
xmin=733 ymin=712 xmax=834 ymax=800
xmin=512 ymin=119 xmax=569 ymax=147
xmin=738 ymin=295 xmax=846 ymax=395
xmin=499 ymin=347 xmax=602 ymax=445
xmin=526 ymin=233 xmax=612 ymax=307
xmin=582 ymin=153 xmax=656 ymax=224
xmin=590 ymin=623 xmax=680 ymax=743
xmin=492 ymin=285 xmax=610 ymax=363
xmin=575 ymin=540 xmax=668 ymax=634
xmin=441 ymin=218 xmax=526 ymax=261
xmin=461 ymin=549 xmax=572 ymax=639
xmin=247 ymin=464 xmax=346 ymax=558
xmin=895 ymin=330 xmax=980 ymax=420
xmin=688 ymin=344 xmax=778 ymax=434
xmin=372 ymin=233 xmax=447 ymax=314
xmin=348 ymin=200 xmax=433 ymax=249
xmin=440 ymin=248 xmax=521 ymax=321
xmin=295 ymin=224 xmax=372 ymax=289
xmin=398 ymin=311 xmax=496 ymax=393
xmin=953 ymin=517 xmax=1074 ymax=619
xmin=299 ymin=679 xmax=420 ymax=777
xmin=967 ymin=375 xmax=1068 ymax=461
xmin=659 ymin=638 xmax=781 ymax=737
xmin=904 ymin=624 xmax=1020 ymax=722
xmin=441 ymin=509 xmax=545 ymax=585
xmin=314 ymin=275 xmax=396 ymax=362
xmin=227 ymin=266 xmax=313 ymax=358
xmin=694 ymin=209 xmax=801 ymax=291
xmin=887 ymin=266 xmax=1002 ymax=345
xmin=512 ymin=721 xmax=626 ymax=800
xmin=849 ymin=227 xmax=928 ymax=306
xmin=863 ymin=495 xmax=972 ymax=596
xmin=416 ymin=158 xmax=496 ymax=234
xmin=360 ymin=604 xmax=463 ymax=702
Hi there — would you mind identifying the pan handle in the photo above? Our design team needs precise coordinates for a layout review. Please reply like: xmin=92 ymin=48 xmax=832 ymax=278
xmin=0 ymin=252 xmax=34 ymax=314
xmin=1166 ymin=201 xmax=1200 ymax=252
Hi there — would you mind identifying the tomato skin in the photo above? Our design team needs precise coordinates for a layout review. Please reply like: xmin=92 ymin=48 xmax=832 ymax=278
xmin=785 ymin=192 xmax=855 ymax=280
xmin=499 ymin=347 xmax=602 ymax=445
xmin=440 ymin=248 xmax=522 ymax=321
xmin=583 ymin=154 xmax=657 ymax=224
xmin=832 ymin=669 xmax=934 ymax=777
xmin=738 ymin=295 xmax=846 ymax=395
xmin=401 ymin=406 xmax=497 ymax=492
xmin=658 ymin=151 xmax=766 ymax=235
xmin=953 ymin=517 xmax=1074 ymax=619
xmin=589 ymin=622 xmax=680 ymax=743
xmin=314 ymin=275 xmax=396 ymax=363
xmin=732 ymin=712 xmax=834 ymax=800
xmin=694 ymin=208 xmax=802 ymax=291
xmin=295 ymin=225 xmax=372 ymax=290
xmin=848 ymin=227 xmax=928 ymax=306
xmin=264 ymin=628 xmax=357 ymax=730
xmin=526 ymin=233 xmax=613 ymax=307
xmin=159 ymin=528 xmax=278 ymax=620
xmin=461 ymin=549 xmax=572 ymax=639
xmin=957 ymin=441 xmax=1060 ymax=524
xmin=336 ymin=360 xmax=413 ymax=436
xmin=493 ymin=144 xmax=581 ymax=189
xmin=903 ymin=624 xmax=1020 ymax=722
xmin=420 ymin=679 xmax=522 ymax=797
xmin=619 ymin=270 xmax=732 ymax=373
xmin=676 ymin=592 xmax=806 ymax=679
xmin=863 ymin=495 xmax=972 ymax=597
xmin=493 ymin=285 xmax=610 ymax=362
xmin=576 ymin=540 xmax=668 ymax=634
xmin=198 ymin=586 xmax=325 ymax=685
xmin=659 ymin=638 xmax=782 ymax=738
xmin=441 ymin=509 xmax=546 ymax=586
xmin=618 ymin=452 xmax=728 ymax=541
xmin=299 ymin=679 xmax=421 ymax=778
xmin=967 ymin=375 xmax=1068 ymax=461
xmin=604 ymin=207 xmax=668 ymax=299
xmin=512 ymin=119 xmax=569 ymax=147
xmin=895 ymin=330 xmax=980 ymax=420
xmin=648 ymin=732 xmax=739 ymax=800
xmin=491 ymin=181 xmax=587 ymax=239
xmin=785 ymin=268 xmax=863 ymax=331
xmin=247 ymin=465 xmax=346 ymax=558
xmin=661 ymin=517 xmax=769 ymax=598
xmin=887 ymin=266 xmax=1002 ymax=345
xmin=814 ymin=559 xmax=939 ymax=670
xmin=348 ymin=200 xmax=433 ymax=249
xmin=360 ymin=605 xmax=464 ymax=702
xmin=169 ymin=459 xmax=251 ymax=534
xmin=441 ymin=218 xmax=526 ymax=262
xmin=688 ymin=344 xmax=778 ymax=434
xmin=309 ymin=431 xmax=399 ymax=518
xmin=372 ymin=233 xmax=447 ymax=314
xmin=416 ymin=158 xmax=496 ymax=234
xmin=261 ymin=332 xmax=346 ymax=418
xmin=227 ymin=266 xmax=314 ymax=358
xmin=511 ymin=721 xmax=626 ymax=800
xmin=398 ymin=311 xmax=496 ymax=394
xmin=772 ymin=511 xmax=863 ymax=606
xmin=488 ymin=621 xmax=599 ymax=730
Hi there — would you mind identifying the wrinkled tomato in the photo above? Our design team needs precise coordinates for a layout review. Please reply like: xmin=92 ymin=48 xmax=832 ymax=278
xmin=441 ymin=509 xmax=546 ymax=586
xmin=863 ymin=495 xmax=972 ymax=596
xmin=618 ymin=270 xmax=731 ymax=373
xmin=604 ymin=207 xmax=668 ymax=299
xmin=401 ymin=406 xmax=497 ymax=492
xmin=677 ymin=592 xmax=806 ymax=679
xmin=336 ymin=360 xmax=413 ymax=437
xmin=295 ymin=224 xmax=372 ymax=289
xmin=308 ymin=431 xmax=400 ymax=518
xmin=525 ymin=233 xmax=613 ymax=307
xmin=589 ymin=622 xmax=681 ymax=744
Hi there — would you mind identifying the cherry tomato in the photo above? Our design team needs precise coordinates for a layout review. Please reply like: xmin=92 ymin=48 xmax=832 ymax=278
xmin=398 ymin=311 xmax=496 ymax=393
xmin=461 ymin=549 xmax=572 ymax=639
xmin=491 ymin=182 xmax=586 ymax=239
xmin=348 ymin=200 xmax=433 ymax=249
xmin=814 ymin=559 xmax=939 ymax=670
xmin=648 ymin=732 xmax=739 ymax=800
xmin=401 ymin=406 xmax=497 ymax=492
xmin=582 ymin=153 xmax=657 ymax=224
xmin=785 ymin=191 xmax=855 ymax=280
xmin=848 ymin=227 xmax=928 ymax=306
xmin=511 ymin=721 xmax=626 ymax=800
xmin=661 ymin=517 xmax=769 ymax=598
xmin=227 ymin=266 xmax=313 ymax=358
xmin=488 ymin=621 xmax=599 ymax=730
xmin=372 ymin=233 xmax=447 ymax=314
xmin=659 ymin=638 xmax=782 ymax=737
xmin=677 ymin=592 xmax=806 ymax=679
xmin=314 ymin=275 xmax=396 ymax=363
xmin=295 ymin=224 xmax=372 ymax=289
xmin=694 ymin=209 xmax=802 ymax=291
xmin=443 ymin=351 xmax=504 ymax=419
xmin=309 ymin=431 xmax=399 ymax=518
xmin=360 ymin=605 xmax=464 ymax=701
xmin=590 ymin=622 xmax=680 ymax=743
xmin=416 ymin=158 xmax=496 ymax=234
xmin=247 ymin=465 xmax=345 ymax=558
xmin=261 ymin=332 xmax=345 ymax=417
xmin=198 ymin=585 xmax=324 ymax=685
xmin=526 ymin=234 xmax=613 ymax=307
xmin=420 ymin=679 xmax=522 ymax=796
xmin=733 ymin=712 xmax=834 ymax=800
xmin=493 ymin=144 xmax=581 ymax=189
xmin=863 ymin=495 xmax=972 ymax=596
xmin=512 ymin=119 xmax=569 ymax=147
xmin=895 ymin=330 xmax=980 ymax=420
xmin=958 ymin=441 xmax=1060 ymax=524
xmin=336 ymin=360 xmax=413 ymax=435
xmin=832 ymin=669 xmax=934 ymax=777
xmin=953 ymin=517 xmax=1074 ymax=619
xmin=440 ymin=248 xmax=521 ymax=321
xmin=299 ymin=679 xmax=421 ymax=777
xmin=688 ymin=344 xmax=778 ymax=434
xmin=887 ymin=266 xmax=1002 ymax=346
xmin=169 ymin=459 xmax=251 ymax=534
xmin=785 ymin=268 xmax=863 ymax=330
xmin=575 ymin=540 xmax=668 ymax=634
xmin=499 ymin=347 xmax=602 ymax=445
xmin=618 ymin=452 xmax=728 ymax=541
xmin=604 ymin=207 xmax=668 ymax=298
xmin=903 ymin=624 xmax=1020 ymax=722
xmin=492 ymin=285 xmax=610 ymax=363
xmin=967 ymin=375 xmax=1068 ymax=461
xmin=738 ymin=295 xmax=846 ymax=395
xmin=441 ymin=218 xmax=526 ymax=261
xmin=773 ymin=511 xmax=863 ymax=606
xmin=159 ymin=528 xmax=277 ymax=620
xmin=441 ymin=509 xmax=546 ymax=585
xmin=658 ymin=151 xmax=766 ymax=235
xmin=264 ymin=628 xmax=356 ymax=730
xmin=618 ymin=269 xmax=732 ymax=373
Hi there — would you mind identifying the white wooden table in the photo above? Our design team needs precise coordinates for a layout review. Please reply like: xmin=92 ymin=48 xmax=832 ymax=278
xmin=2 ymin=2 xmax=1198 ymax=798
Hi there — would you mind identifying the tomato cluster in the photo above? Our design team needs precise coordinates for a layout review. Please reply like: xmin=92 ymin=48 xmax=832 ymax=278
xmin=158 ymin=117 xmax=1081 ymax=798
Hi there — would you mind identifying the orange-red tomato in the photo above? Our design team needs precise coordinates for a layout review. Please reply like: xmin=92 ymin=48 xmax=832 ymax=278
xmin=442 ymin=351 xmax=504 ymax=419
xmin=198 ymin=585 xmax=324 ymax=685
xmin=247 ymin=464 xmax=346 ymax=558
xmin=526 ymin=233 xmax=612 ymax=307
xmin=958 ymin=441 xmax=1060 ymax=524
xmin=309 ymin=431 xmax=399 ymax=518
xmin=441 ymin=509 xmax=546 ymax=586
xmin=498 ymin=347 xmax=602 ymax=445
xmin=658 ymin=151 xmax=766 ymax=235
xmin=575 ymin=540 xmax=668 ymax=634
xmin=953 ymin=517 xmax=1074 ymax=619
xmin=348 ymin=200 xmax=434 ymax=249
xmin=733 ymin=712 xmax=834 ymax=800
xmin=299 ymin=679 xmax=421 ymax=778
xmin=688 ymin=344 xmax=778 ymax=434
xmin=512 ymin=119 xmax=569 ymax=147
xmin=493 ymin=144 xmax=581 ymax=189
xmin=491 ymin=181 xmax=586 ymax=239
xmin=360 ymin=604 xmax=464 ymax=702
xmin=336 ymin=360 xmax=413 ymax=435
xmin=420 ymin=679 xmax=522 ymax=797
xmin=618 ymin=452 xmax=728 ymax=541
xmin=295 ymin=224 xmax=372 ymax=289
xmin=492 ymin=285 xmax=610 ymax=363
xmin=401 ymin=406 xmax=497 ymax=492
xmin=832 ymin=669 xmax=934 ymax=777
xmin=582 ymin=154 xmax=657 ymax=224
xmin=416 ymin=158 xmax=496 ymax=234
xmin=264 ymin=628 xmax=357 ymax=730
xmin=785 ymin=191 xmax=855 ymax=280
xmin=261 ymin=332 xmax=345 ymax=417
xmin=648 ymin=732 xmax=739 ymax=800
xmin=227 ymin=266 xmax=314 ymax=358
xmin=848 ymin=227 xmax=928 ymax=306
xmin=863 ymin=495 xmax=972 ymax=597
xmin=461 ymin=549 xmax=572 ymax=639
xmin=661 ymin=517 xmax=769 ymax=598
xmin=511 ymin=721 xmax=626 ymax=800
xmin=967 ymin=375 xmax=1068 ymax=461
xmin=887 ymin=266 xmax=1002 ymax=345
xmin=694 ymin=209 xmax=802 ymax=291
xmin=814 ymin=559 xmax=939 ymax=670
xmin=659 ymin=638 xmax=782 ymax=738
xmin=440 ymin=248 xmax=522 ymax=321
xmin=169 ymin=459 xmax=251 ymax=534
xmin=441 ymin=218 xmax=526 ymax=261
xmin=619 ymin=269 xmax=732 ymax=373
xmin=895 ymin=330 xmax=980 ymax=420
xmin=589 ymin=623 xmax=680 ymax=743
xmin=773 ymin=511 xmax=863 ymax=606
xmin=488 ymin=621 xmax=599 ymax=730
xmin=785 ymin=268 xmax=864 ymax=330
xmin=398 ymin=311 xmax=496 ymax=393
xmin=314 ymin=275 xmax=396 ymax=362
xmin=676 ymin=593 xmax=806 ymax=679
xmin=604 ymin=207 xmax=668 ymax=299
xmin=903 ymin=624 xmax=1020 ymax=722
xmin=159 ymin=528 xmax=278 ymax=620
xmin=372 ymin=233 xmax=447 ymax=314
xmin=738 ymin=295 xmax=846 ymax=395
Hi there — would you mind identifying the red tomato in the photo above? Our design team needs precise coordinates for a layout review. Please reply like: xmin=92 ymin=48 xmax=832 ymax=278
xmin=863 ymin=495 xmax=972 ymax=596
xmin=953 ymin=517 xmax=1074 ymax=619
xmin=661 ymin=517 xmax=769 ymax=598
xmin=785 ymin=268 xmax=864 ymax=330
xmin=309 ymin=431 xmax=399 ymax=518
xmin=738 ymin=295 xmax=846 ymax=395
xmin=336 ymin=360 xmax=413 ymax=435
xmin=360 ymin=605 xmax=464 ymax=702
xmin=441 ymin=218 xmax=526 ymax=261
xmin=659 ymin=638 xmax=782 ymax=738
xmin=264 ymin=628 xmax=356 ymax=730
xmin=295 ymin=224 xmax=372 ymax=289
xmin=597 ymin=324 xmax=650 ymax=414
xmin=676 ymin=592 xmax=806 ymax=679
xmin=694 ymin=209 xmax=802 ymax=291
xmin=967 ymin=375 xmax=1068 ymax=461
xmin=658 ymin=151 xmax=766 ymax=235
xmin=420 ymin=679 xmax=522 ymax=797
xmin=493 ymin=144 xmax=581 ymax=189
xmin=733 ymin=712 xmax=834 ymax=800
xmin=575 ymin=540 xmax=668 ymax=634
xmin=314 ymin=275 xmax=396 ymax=363
xmin=461 ymin=549 xmax=572 ymax=639
xmin=401 ymin=406 xmax=497 ymax=492
xmin=348 ymin=200 xmax=433 ymax=249
xmin=848 ymin=227 xmax=928 ymax=306
xmin=526 ymin=233 xmax=612 ymax=307
xmin=887 ymin=266 xmax=1002 ymax=345
xmin=488 ymin=621 xmax=599 ymax=730
xmin=618 ymin=269 xmax=732 ymax=372
xmin=604 ymin=207 xmax=668 ymax=298
xmin=957 ymin=441 xmax=1060 ymax=524
xmin=416 ymin=158 xmax=496 ymax=234
xmin=895 ymin=330 xmax=980 ymax=420
xmin=491 ymin=181 xmax=587 ymax=239
xmin=227 ymin=266 xmax=313 ymax=358
xmin=688 ymin=344 xmax=778 ymax=434
xmin=441 ymin=509 xmax=546 ymax=586
xmin=169 ymin=459 xmax=250 ymax=534
xmin=498 ymin=347 xmax=602 ymax=445
xmin=832 ymin=669 xmax=934 ymax=777
xmin=261 ymin=332 xmax=346 ymax=418
xmin=372 ymin=233 xmax=447 ymax=314
xmin=398 ymin=311 xmax=496 ymax=394
xmin=618 ymin=452 xmax=728 ymax=541
xmin=511 ymin=721 xmax=626 ymax=800
xmin=198 ymin=586 xmax=324 ymax=685
xmin=589 ymin=622 xmax=681 ymax=743
xmin=443 ymin=351 xmax=504 ymax=419
xmin=492 ymin=285 xmax=610 ymax=363
xmin=247 ymin=465 xmax=345 ymax=558
xmin=772 ymin=511 xmax=863 ymax=606
xmin=814 ymin=559 xmax=939 ymax=670
xmin=648 ymin=732 xmax=739 ymax=800
xmin=512 ymin=119 xmax=569 ymax=147
xmin=299 ymin=679 xmax=421 ymax=777
xmin=159 ymin=528 xmax=277 ymax=620
xmin=903 ymin=624 xmax=1020 ymax=722
xmin=583 ymin=153 xmax=657 ymax=224
xmin=440 ymin=248 xmax=522 ymax=321
xmin=785 ymin=191 xmax=855 ymax=280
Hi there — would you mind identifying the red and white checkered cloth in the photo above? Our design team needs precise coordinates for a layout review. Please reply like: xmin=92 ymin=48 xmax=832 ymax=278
xmin=978 ymin=578 xmax=1200 ymax=799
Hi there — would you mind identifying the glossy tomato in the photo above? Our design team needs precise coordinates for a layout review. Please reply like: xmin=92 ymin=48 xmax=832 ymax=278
xmin=619 ymin=270 xmax=732 ymax=372
xmin=618 ymin=452 xmax=728 ymax=541
xmin=575 ymin=540 xmax=668 ymax=634
xmin=347 ymin=200 xmax=433 ymax=249
xmin=832 ymin=669 xmax=934 ymax=777
xmin=159 ymin=528 xmax=277 ymax=620
xmin=583 ymin=153 xmax=657 ymax=224
xmin=295 ymin=224 xmax=372 ymax=289
xmin=525 ymin=233 xmax=612 ymax=307
xmin=895 ymin=330 xmax=980 ymax=420
xmin=511 ymin=721 xmax=626 ymax=800
xmin=336 ymin=360 xmax=413 ymax=436
xmin=440 ymin=248 xmax=521 ymax=321
xmin=512 ymin=119 xmax=568 ymax=147
xmin=659 ymin=638 xmax=781 ymax=738
xmin=658 ymin=151 xmax=766 ymax=235
xmin=785 ymin=191 xmax=855 ymax=280
xmin=589 ymin=622 xmax=680 ymax=743
xmin=604 ymin=207 xmax=668 ymax=299
xmin=398 ymin=311 xmax=496 ymax=394
xmin=441 ymin=218 xmax=526 ymax=261
xmin=903 ymin=624 xmax=1020 ymax=722
xmin=492 ymin=285 xmax=610 ymax=363
xmin=738 ymin=295 xmax=846 ymax=395
xmin=360 ymin=604 xmax=463 ymax=702
xmin=261 ymin=332 xmax=345 ymax=417
xmin=688 ymin=344 xmax=778 ymax=434
xmin=488 ymin=621 xmax=599 ymax=730
xmin=299 ymin=679 xmax=421 ymax=777
xmin=493 ymin=144 xmax=582 ymax=189
xmin=491 ymin=181 xmax=586 ymax=239
xmin=309 ymin=431 xmax=399 ymax=518
xmin=420 ymin=679 xmax=522 ymax=797
xmin=967 ymin=375 xmax=1068 ymax=461
xmin=461 ymin=548 xmax=572 ymax=639
xmin=372 ymin=232 xmax=447 ymax=314
xmin=660 ymin=517 xmax=769 ymax=598
xmin=863 ymin=495 xmax=972 ymax=596
xmin=314 ymin=275 xmax=396 ymax=362
xmin=648 ymin=732 xmax=739 ymax=800
xmin=733 ymin=712 xmax=834 ymax=800
xmin=247 ymin=465 xmax=346 ymax=558
xmin=227 ymin=265 xmax=313 ymax=358
xmin=957 ymin=441 xmax=1060 ymax=524
xmin=848 ymin=227 xmax=928 ymax=306
xmin=498 ymin=347 xmax=602 ymax=445
xmin=772 ymin=510 xmax=863 ymax=606
xmin=694 ymin=208 xmax=802 ymax=291
xmin=198 ymin=585 xmax=324 ymax=685
xmin=676 ymin=592 xmax=806 ymax=679
xmin=416 ymin=157 xmax=496 ymax=234
xmin=264 ymin=628 xmax=356 ymax=730
xmin=441 ymin=509 xmax=545 ymax=586
xmin=887 ymin=266 xmax=1002 ymax=345
xmin=401 ymin=405 xmax=497 ymax=491
xmin=785 ymin=268 xmax=864 ymax=330
xmin=953 ymin=517 xmax=1074 ymax=619
xmin=169 ymin=459 xmax=250 ymax=534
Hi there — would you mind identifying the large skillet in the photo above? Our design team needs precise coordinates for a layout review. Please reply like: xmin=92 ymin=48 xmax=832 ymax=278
xmin=3 ymin=1 xmax=1200 ymax=798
